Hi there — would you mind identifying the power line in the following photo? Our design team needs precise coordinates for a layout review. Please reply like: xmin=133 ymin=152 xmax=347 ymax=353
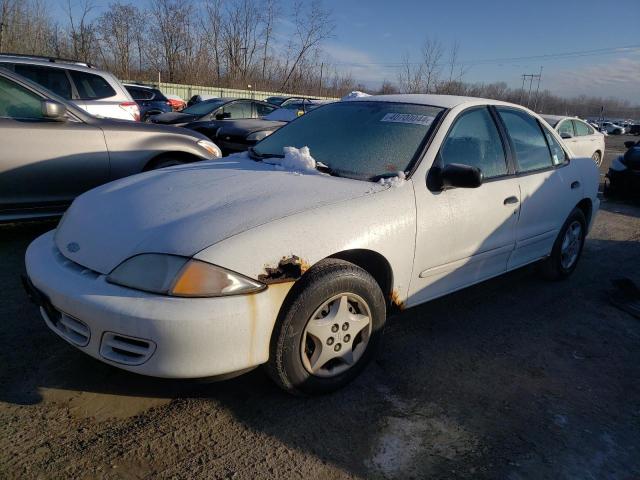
xmin=330 ymin=44 xmax=640 ymax=68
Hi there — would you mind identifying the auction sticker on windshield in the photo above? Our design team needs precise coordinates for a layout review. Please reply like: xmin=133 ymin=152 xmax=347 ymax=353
xmin=380 ymin=113 xmax=435 ymax=126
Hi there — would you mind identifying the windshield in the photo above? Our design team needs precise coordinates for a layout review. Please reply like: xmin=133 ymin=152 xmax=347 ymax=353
xmin=253 ymin=101 xmax=444 ymax=180
xmin=182 ymin=99 xmax=225 ymax=115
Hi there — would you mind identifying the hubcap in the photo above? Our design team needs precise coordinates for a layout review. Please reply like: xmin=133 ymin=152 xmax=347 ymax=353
xmin=300 ymin=293 xmax=372 ymax=378
xmin=560 ymin=220 xmax=583 ymax=269
xmin=592 ymin=152 xmax=602 ymax=167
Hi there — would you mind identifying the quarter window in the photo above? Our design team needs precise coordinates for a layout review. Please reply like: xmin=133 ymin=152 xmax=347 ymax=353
xmin=573 ymin=120 xmax=591 ymax=136
xmin=497 ymin=108 xmax=553 ymax=172
xmin=439 ymin=107 xmax=508 ymax=179
xmin=69 ymin=70 xmax=116 ymax=100
xmin=0 ymin=76 xmax=43 ymax=119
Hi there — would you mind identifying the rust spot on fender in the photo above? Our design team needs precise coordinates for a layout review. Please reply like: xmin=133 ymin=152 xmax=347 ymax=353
xmin=390 ymin=289 xmax=405 ymax=311
xmin=258 ymin=255 xmax=310 ymax=284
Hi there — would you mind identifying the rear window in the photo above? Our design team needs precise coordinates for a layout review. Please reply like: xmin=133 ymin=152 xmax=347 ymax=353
xmin=70 ymin=70 xmax=116 ymax=100
xmin=13 ymin=64 xmax=72 ymax=99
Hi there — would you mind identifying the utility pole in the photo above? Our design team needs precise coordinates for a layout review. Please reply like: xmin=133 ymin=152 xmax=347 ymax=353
xmin=520 ymin=68 xmax=543 ymax=109
xmin=319 ymin=62 xmax=324 ymax=97
xmin=532 ymin=66 xmax=543 ymax=111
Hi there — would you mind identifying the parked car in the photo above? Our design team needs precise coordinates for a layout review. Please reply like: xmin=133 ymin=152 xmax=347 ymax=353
xmin=186 ymin=94 xmax=219 ymax=107
xmin=165 ymin=94 xmax=186 ymax=111
xmin=0 ymin=53 xmax=140 ymax=121
xmin=213 ymin=99 xmax=332 ymax=154
xmin=24 ymin=94 xmax=599 ymax=395
xmin=124 ymin=83 xmax=172 ymax=121
xmin=265 ymin=95 xmax=311 ymax=106
xmin=542 ymin=115 xmax=606 ymax=166
xmin=604 ymin=140 xmax=640 ymax=198
xmin=628 ymin=124 xmax=640 ymax=135
xmin=601 ymin=121 xmax=625 ymax=135
xmin=0 ymin=68 xmax=221 ymax=221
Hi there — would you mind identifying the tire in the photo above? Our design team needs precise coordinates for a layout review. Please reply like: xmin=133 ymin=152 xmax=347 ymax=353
xmin=592 ymin=151 xmax=602 ymax=168
xmin=539 ymin=208 xmax=587 ymax=280
xmin=267 ymin=258 xmax=387 ymax=395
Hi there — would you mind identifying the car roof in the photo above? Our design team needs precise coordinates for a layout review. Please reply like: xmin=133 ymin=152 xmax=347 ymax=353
xmin=0 ymin=54 xmax=105 ymax=74
xmin=348 ymin=93 xmax=525 ymax=110
xmin=123 ymin=83 xmax=159 ymax=90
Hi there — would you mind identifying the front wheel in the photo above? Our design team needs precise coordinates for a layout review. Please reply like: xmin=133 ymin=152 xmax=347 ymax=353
xmin=267 ymin=259 xmax=386 ymax=395
xmin=539 ymin=208 xmax=587 ymax=280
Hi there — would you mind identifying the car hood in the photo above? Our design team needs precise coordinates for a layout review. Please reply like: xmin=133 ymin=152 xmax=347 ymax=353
xmin=151 ymin=112 xmax=199 ymax=124
xmin=55 ymin=155 xmax=378 ymax=274
xmin=217 ymin=119 xmax=286 ymax=136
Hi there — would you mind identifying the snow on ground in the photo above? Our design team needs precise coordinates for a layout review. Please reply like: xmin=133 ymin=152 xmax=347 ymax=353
xmin=378 ymin=171 xmax=406 ymax=187
xmin=341 ymin=91 xmax=371 ymax=101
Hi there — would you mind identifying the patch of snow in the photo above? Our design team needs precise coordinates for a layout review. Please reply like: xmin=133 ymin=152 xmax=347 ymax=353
xmin=378 ymin=171 xmax=406 ymax=187
xmin=341 ymin=91 xmax=371 ymax=101
xmin=263 ymin=146 xmax=319 ymax=174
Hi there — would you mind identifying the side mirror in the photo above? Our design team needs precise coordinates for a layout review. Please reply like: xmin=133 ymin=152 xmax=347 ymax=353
xmin=437 ymin=163 xmax=483 ymax=189
xmin=41 ymin=99 xmax=67 ymax=121
xmin=560 ymin=132 xmax=573 ymax=139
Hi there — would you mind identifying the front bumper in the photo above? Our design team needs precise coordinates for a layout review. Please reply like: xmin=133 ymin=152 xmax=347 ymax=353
xmin=25 ymin=231 xmax=292 ymax=378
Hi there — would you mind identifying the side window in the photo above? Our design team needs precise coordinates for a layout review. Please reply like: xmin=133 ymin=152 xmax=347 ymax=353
xmin=542 ymin=127 xmax=568 ymax=165
xmin=439 ymin=107 xmax=508 ymax=179
xmin=557 ymin=120 xmax=574 ymax=138
xmin=13 ymin=64 xmax=72 ymax=99
xmin=69 ymin=70 xmax=116 ymax=100
xmin=497 ymin=108 xmax=553 ymax=172
xmin=255 ymin=102 xmax=276 ymax=117
xmin=0 ymin=76 xmax=43 ymax=119
xmin=222 ymin=101 xmax=252 ymax=119
xmin=573 ymin=120 xmax=590 ymax=136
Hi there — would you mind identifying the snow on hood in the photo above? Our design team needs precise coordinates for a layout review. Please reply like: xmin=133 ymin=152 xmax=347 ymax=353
xmin=54 ymin=154 xmax=378 ymax=274
xmin=378 ymin=171 xmax=407 ymax=187
xmin=341 ymin=91 xmax=371 ymax=101
xmin=263 ymin=146 xmax=319 ymax=174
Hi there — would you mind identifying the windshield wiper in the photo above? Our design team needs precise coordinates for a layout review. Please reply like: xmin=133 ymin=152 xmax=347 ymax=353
xmin=248 ymin=146 xmax=283 ymax=160
xmin=315 ymin=161 xmax=337 ymax=176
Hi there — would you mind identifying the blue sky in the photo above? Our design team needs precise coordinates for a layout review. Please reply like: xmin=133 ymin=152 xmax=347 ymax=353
xmin=317 ymin=0 xmax=640 ymax=102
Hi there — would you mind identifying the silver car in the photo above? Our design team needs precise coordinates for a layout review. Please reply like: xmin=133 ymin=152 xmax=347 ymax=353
xmin=0 ymin=68 xmax=222 ymax=222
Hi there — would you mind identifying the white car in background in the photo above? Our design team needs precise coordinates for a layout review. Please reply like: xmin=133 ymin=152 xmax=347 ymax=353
xmin=0 ymin=54 xmax=139 ymax=121
xmin=542 ymin=115 xmax=606 ymax=167
xmin=25 ymin=95 xmax=599 ymax=395
xmin=601 ymin=122 xmax=625 ymax=135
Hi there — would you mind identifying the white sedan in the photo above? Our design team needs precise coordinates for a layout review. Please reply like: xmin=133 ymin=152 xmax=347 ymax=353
xmin=25 ymin=95 xmax=600 ymax=395
xmin=542 ymin=115 xmax=606 ymax=167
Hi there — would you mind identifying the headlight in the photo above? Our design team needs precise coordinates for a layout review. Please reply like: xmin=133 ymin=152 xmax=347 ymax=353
xmin=197 ymin=139 xmax=222 ymax=158
xmin=106 ymin=254 xmax=265 ymax=297
xmin=246 ymin=130 xmax=273 ymax=142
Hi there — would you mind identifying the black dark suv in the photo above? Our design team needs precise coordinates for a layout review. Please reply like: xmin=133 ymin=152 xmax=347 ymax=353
xmin=124 ymin=83 xmax=172 ymax=122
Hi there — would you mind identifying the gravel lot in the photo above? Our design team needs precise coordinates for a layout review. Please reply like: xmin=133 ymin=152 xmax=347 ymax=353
xmin=1 ymin=135 xmax=639 ymax=479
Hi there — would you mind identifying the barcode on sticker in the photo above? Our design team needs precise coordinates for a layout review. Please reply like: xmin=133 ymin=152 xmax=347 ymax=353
xmin=381 ymin=113 xmax=434 ymax=126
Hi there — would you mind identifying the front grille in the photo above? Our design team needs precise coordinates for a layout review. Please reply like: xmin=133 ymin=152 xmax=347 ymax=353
xmin=100 ymin=332 xmax=156 ymax=366
xmin=41 ymin=306 xmax=90 ymax=347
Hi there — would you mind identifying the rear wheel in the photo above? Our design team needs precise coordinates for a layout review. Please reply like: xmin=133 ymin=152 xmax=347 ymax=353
xmin=267 ymin=259 xmax=386 ymax=395
xmin=540 ymin=208 xmax=587 ymax=280
xmin=592 ymin=151 xmax=602 ymax=167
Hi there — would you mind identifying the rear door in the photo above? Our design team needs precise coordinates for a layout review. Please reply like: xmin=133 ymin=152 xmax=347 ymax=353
xmin=68 ymin=69 xmax=130 ymax=119
xmin=495 ymin=108 xmax=581 ymax=269
xmin=0 ymin=75 xmax=109 ymax=214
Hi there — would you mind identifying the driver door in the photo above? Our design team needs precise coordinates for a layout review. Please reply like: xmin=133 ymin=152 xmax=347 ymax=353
xmin=409 ymin=107 xmax=519 ymax=305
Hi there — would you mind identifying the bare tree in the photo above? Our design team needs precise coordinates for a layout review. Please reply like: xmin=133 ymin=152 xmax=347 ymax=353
xmin=96 ymin=2 xmax=143 ymax=78
xmin=148 ymin=0 xmax=193 ymax=82
xmin=279 ymin=0 xmax=334 ymax=91
xmin=66 ymin=0 xmax=97 ymax=62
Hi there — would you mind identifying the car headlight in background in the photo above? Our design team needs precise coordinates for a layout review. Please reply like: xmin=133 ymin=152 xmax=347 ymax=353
xmin=246 ymin=130 xmax=273 ymax=142
xmin=106 ymin=254 xmax=265 ymax=297
xmin=197 ymin=139 xmax=222 ymax=158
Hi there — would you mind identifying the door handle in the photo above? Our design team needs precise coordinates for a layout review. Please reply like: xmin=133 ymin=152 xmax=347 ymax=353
xmin=503 ymin=196 xmax=519 ymax=205
xmin=571 ymin=181 xmax=580 ymax=189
